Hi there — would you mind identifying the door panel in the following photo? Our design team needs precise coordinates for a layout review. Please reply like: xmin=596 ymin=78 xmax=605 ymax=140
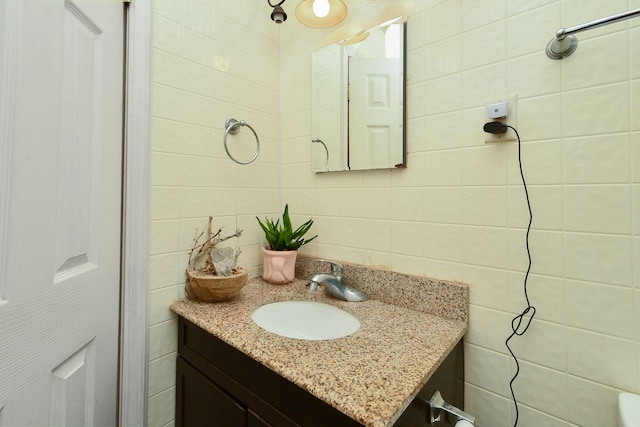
xmin=0 ymin=0 xmax=124 ymax=425
xmin=348 ymin=57 xmax=402 ymax=170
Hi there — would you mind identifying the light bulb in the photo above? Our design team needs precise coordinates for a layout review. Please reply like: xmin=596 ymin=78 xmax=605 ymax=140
xmin=312 ymin=0 xmax=330 ymax=18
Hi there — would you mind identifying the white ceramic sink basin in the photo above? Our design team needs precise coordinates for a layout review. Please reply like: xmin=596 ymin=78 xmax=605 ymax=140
xmin=251 ymin=300 xmax=360 ymax=340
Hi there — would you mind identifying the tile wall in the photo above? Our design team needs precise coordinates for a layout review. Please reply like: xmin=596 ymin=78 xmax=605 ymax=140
xmin=280 ymin=0 xmax=640 ymax=426
xmin=150 ymin=0 xmax=640 ymax=426
xmin=148 ymin=1 xmax=280 ymax=425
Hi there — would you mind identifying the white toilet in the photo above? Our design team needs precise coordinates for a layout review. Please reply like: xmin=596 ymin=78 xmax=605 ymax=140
xmin=618 ymin=393 xmax=640 ymax=427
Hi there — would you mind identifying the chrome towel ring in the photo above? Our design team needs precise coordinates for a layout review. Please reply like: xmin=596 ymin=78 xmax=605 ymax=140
xmin=223 ymin=118 xmax=260 ymax=165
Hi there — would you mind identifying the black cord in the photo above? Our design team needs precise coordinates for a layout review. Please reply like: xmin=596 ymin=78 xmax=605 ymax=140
xmin=504 ymin=125 xmax=536 ymax=427
xmin=267 ymin=0 xmax=285 ymax=7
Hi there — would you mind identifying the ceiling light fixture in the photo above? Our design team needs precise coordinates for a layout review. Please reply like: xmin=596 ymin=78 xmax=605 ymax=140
xmin=268 ymin=0 xmax=287 ymax=24
xmin=295 ymin=0 xmax=348 ymax=28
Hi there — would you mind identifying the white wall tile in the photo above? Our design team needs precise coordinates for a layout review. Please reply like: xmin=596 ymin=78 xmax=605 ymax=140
xmin=465 ymin=306 xmax=513 ymax=352
xmin=567 ymin=328 xmax=637 ymax=390
xmin=148 ymin=319 xmax=178 ymax=361
xmin=149 ymin=286 xmax=180 ymax=325
xmin=560 ymin=0 xmax=629 ymax=40
xmin=563 ymin=134 xmax=631 ymax=184
xmin=390 ymin=254 xmax=425 ymax=277
xmin=183 ymin=0 xmax=212 ymax=37
xmin=506 ymin=3 xmax=559 ymax=58
xmin=154 ymin=50 xmax=182 ymax=89
xmin=462 ymin=186 xmax=508 ymax=227
xmin=423 ymin=149 xmax=462 ymax=186
xmin=424 ymin=37 xmax=462 ymax=80
xmin=463 ymin=265 xmax=509 ymax=311
xmin=565 ymin=280 xmax=636 ymax=339
xmin=424 ymin=112 xmax=462 ymax=151
xmin=154 ymin=15 xmax=183 ymax=55
xmin=423 ymin=223 xmax=462 ymax=262
xmin=424 ymin=74 xmax=461 ymax=115
xmin=461 ymin=145 xmax=508 ymax=186
xmin=562 ymin=83 xmax=629 ymax=137
xmin=462 ymin=0 xmax=505 ymax=31
xmin=155 ymin=0 xmax=182 ymax=23
xmin=508 ymin=185 xmax=563 ymax=231
xmin=507 ymin=140 xmax=563 ymax=186
xmin=423 ymin=1 xmax=461 ymax=45
xmin=562 ymin=32 xmax=629 ymax=91
xmin=392 ymin=188 xmax=424 ymax=221
xmin=510 ymin=361 xmax=568 ymax=420
xmin=633 ymin=79 xmax=640 ymax=131
xmin=460 ymin=63 xmax=506 ymax=109
xmin=153 ymin=84 xmax=182 ymax=122
xmin=464 ymin=383 xmax=512 ymax=427
xmin=463 ymin=225 xmax=508 ymax=269
xmin=147 ymin=387 xmax=175 ymax=427
xmin=508 ymin=272 xmax=565 ymax=324
xmin=462 ymin=22 xmax=506 ymax=70
xmin=391 ymin=221 xmax=424 ymax=257
xmin=465 ymin=345 xmax=511 ymax=396
xmin=424 ymin=187 xmax=462 ymax=224
xmin=567 ymin=376 xmax=620 ymax=427
xmin=564 ymin=233 xmax=633 ymax=286
xmin=508 ymin=319 xmax=566 ymax=371
xmin=516 ymin=94 xmax=562 ymax=142
xmin=563 ymin=185 xmax=632 ymax=234
xmin=362 ymin=220 xmax=392 ymax=253
xmin=149 ymin=253 xmax=182 ymax=290
xmin=148 ymin=353 xmax=177 ymax=397
xmin=513 ymin=405 xmax=567 ymax=427
xmin=632 ymin=28 xmax=640 ymax=79
xmin=507 ymin=52 xmax=561 ymax=98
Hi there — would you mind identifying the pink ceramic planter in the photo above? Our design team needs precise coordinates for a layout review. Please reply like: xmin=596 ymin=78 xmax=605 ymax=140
xmin=261 ymin=246 xmax=298 ymax=284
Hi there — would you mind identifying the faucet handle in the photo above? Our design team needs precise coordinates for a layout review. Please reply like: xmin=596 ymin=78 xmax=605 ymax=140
xmin=318 ymin=259 xmax=343 ymax=275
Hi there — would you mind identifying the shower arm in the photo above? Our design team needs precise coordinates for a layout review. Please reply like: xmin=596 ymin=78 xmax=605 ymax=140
xmin=546 ymin=7 xmax=640 ymax=59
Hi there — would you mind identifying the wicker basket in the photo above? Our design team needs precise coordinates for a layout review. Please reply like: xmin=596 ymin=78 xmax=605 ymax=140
xmin=186 ymin=269 xmax=248 ymax=302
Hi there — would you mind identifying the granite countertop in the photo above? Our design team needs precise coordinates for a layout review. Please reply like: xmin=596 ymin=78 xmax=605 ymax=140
xmin=170 ymin=276 xmax=468 ymax=427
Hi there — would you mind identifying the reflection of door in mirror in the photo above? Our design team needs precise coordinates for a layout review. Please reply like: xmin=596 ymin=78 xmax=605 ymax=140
xmin=348 ymin=57 xmax=403 ymax=170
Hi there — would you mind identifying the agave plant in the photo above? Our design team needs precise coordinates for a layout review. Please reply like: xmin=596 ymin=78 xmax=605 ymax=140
xmin=256 ymin=204 xmax=317 ymax=251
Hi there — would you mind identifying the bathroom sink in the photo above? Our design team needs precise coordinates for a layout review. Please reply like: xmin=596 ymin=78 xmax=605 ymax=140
xmin=251 ymin=300 xmax=360 ymax=340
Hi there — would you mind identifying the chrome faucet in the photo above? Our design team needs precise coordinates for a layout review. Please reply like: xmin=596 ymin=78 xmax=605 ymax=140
xmin=308 ymin=260 xmax=367 ymax=302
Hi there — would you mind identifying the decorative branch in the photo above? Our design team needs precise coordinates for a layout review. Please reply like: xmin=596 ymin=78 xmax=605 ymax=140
xmin=187 ymin=216 xmax=243 ymax=273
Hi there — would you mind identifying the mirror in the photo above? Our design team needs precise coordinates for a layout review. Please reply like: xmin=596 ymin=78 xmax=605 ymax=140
xmin=311 ymin=16 xmax=406 ymax=172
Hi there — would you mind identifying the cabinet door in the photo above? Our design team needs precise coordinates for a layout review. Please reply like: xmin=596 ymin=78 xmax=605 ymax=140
xmin=248 ymin=409 xmax=272 ymax=427
xmin=177 ymin=357 xmax=247 ymax=427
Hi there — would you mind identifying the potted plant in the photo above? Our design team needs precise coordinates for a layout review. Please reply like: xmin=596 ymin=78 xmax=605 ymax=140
xmin=185 ymin=216 xmax=247 ymax=302
xmin=256 ymin=204 xmax=317 ymax=284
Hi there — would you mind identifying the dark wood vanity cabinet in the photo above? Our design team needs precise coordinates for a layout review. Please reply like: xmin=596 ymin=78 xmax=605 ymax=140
xmin=176 ymin=316 xmax=464 ymax=427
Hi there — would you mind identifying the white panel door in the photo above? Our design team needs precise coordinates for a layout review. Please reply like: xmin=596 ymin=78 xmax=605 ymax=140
xmin=348 ymin=57 xmax=402 ymax=170
xmin=0 ymin=0 xmax=123 ymax=425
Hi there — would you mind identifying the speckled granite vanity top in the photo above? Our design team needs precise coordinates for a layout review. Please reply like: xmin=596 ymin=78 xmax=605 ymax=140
xmin=170 ymin=257 xmax=469 ymax=427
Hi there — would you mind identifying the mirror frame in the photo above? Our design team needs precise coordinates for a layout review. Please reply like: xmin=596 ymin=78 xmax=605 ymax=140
xmin=311 ymin=16 xmax=407 ymax=173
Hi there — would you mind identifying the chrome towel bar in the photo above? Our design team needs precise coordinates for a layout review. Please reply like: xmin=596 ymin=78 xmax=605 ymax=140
xmin=546 ymin=7 xmax=640 ymax=59
xmin=545 ymin=9 xmax=640 ymax=59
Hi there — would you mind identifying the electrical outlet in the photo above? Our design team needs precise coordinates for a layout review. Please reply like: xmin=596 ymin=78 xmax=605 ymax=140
xmin=484 ymin=95 xmax=518 ymax=143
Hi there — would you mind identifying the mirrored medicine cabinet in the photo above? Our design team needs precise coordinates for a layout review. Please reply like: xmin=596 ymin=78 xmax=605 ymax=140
xmin=311 ymin=16 xmax=406 ymax=173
